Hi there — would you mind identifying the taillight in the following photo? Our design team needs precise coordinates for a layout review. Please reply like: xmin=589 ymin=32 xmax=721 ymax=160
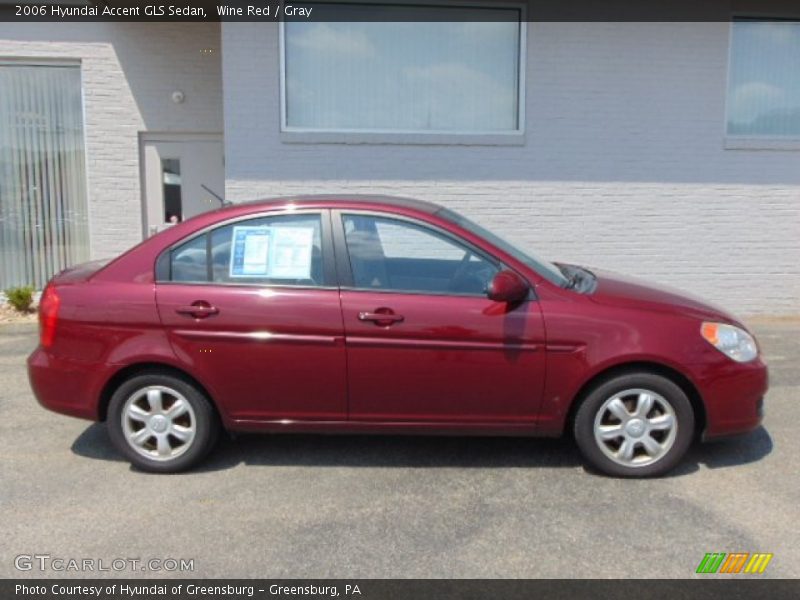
xmin=39 ymin=284 xmax=60 ymax=348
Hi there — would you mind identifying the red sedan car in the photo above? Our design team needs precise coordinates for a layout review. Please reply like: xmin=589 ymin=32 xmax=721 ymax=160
xmin=28 ymin=196 xmax=767 ymax=476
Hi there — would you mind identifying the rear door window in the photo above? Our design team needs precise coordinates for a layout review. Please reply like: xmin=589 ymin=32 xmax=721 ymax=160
xmin=163 ymin=213 xmax=325 ymax=286
xmin=210 ymin=213 xmax=323 ymax=286
xmin=169 ymin=234 xmax=208 ymax=283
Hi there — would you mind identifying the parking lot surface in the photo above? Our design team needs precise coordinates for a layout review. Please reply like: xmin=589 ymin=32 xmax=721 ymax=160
xmin=1 ymin=320 xmax=798 ymax=578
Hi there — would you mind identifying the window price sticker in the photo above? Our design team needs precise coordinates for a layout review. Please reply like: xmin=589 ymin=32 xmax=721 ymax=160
xmin=230 ymin=226 xmax=271 ymax=277
xmin=229 ymin=226 xmax=314 ymax=279
xmin=270 ymin=227 xmax=314 ymax=279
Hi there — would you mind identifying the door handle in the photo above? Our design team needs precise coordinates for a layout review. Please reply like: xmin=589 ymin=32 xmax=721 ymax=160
xmin=176 ymin=302 xmax=219 ymax=319
xmin=358 ymin=310 xmax=404 ymax=326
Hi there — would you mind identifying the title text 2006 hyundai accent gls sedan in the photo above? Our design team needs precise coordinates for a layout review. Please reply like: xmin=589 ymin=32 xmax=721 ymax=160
xmin=28 ymin=196 xmax=768 ymax=477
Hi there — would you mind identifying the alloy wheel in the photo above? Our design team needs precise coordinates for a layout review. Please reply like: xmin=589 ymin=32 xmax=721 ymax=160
xmin=592 ymin=388 xmax=678 ymax=468
xmin=121 ymin=385 xmax=197 ymax=461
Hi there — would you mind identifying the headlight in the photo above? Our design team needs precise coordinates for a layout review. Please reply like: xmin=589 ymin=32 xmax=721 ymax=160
xmin=701 ymin=322 xmax=758 ymax=362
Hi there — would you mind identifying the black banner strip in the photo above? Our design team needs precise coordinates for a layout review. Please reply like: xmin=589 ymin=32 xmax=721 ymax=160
xmin=4 ymin=579 xmax=800 ymax=600
xmin=2 ymin=0 xmax=800 ymax=23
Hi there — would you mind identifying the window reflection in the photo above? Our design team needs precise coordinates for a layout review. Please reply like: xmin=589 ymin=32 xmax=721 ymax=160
xmin=727 ymin=20 xmax=800 ymax=136
xmin=284 ymin=5 xmax=522 ymax=132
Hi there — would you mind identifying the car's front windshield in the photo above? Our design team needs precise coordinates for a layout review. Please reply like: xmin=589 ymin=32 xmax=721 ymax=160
xmin=437 ymin=208 xmax=568 ymax=287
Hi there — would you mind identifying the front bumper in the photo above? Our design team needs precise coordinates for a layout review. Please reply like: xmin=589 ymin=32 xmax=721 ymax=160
xmin=696 ymin=356 xmax=768 ymax=440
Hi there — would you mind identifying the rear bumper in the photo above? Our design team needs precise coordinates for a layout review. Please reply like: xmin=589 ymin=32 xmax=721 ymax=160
xmin=696 ymin=357 xmax=768 ymax=440
xmin=27 ymin=347 xmax=104 ymax=421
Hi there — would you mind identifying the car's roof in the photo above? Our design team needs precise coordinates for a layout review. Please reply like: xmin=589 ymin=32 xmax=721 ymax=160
xmin=223 ymin=194 xmax=442 ymax=215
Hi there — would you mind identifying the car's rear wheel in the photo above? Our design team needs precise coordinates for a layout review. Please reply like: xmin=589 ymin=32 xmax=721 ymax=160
xmin=107 ymin=372 xmax=219 ymax=473
xmin=573 ymin=372 xmax=694 ymax=477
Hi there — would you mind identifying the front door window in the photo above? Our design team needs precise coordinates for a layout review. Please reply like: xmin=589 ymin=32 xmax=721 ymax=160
xmin=342 ymin=214 xmax=498 ymax=296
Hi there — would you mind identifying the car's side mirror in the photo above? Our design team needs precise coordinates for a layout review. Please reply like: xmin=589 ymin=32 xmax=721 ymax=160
xmin=487 ymin=270 xmax=528 ymax=304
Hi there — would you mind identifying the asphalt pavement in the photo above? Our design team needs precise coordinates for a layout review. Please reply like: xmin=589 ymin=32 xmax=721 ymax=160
xmin=1 ymin=320 xmax=797 ymax=578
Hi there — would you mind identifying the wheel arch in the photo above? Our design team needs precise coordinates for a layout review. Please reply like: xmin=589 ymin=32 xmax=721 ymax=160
xmin=98 ymin=362 xmax=224 ymax=425
xmin=565 ymin=361 xmax=706 ymax=438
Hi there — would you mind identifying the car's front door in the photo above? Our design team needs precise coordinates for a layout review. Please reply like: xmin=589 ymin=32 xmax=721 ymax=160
xmin=335 ymin=211 xmax=547 ymax=424
xmin=155 ymin=210 xmax=347 ymax=423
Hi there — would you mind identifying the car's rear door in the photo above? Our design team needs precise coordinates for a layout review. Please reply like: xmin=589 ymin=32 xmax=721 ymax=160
xmin=334 ymin=210 xmax=547 ymax=424
xmin=155 ymin=209 xmax=347 ymax=423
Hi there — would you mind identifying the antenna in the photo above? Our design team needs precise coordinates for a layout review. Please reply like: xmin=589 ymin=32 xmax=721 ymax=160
xmin=201 ymin=184 xmax=229 ymax=207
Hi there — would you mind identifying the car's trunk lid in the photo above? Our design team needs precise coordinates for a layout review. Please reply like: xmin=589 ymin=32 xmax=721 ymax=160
xmin=49 ymin=259 xmax=111 ymax=285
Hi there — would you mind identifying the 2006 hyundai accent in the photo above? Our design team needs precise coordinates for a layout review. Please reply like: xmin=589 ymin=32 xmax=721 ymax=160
xmin=28 ymin=196 xmax=767 ymax=476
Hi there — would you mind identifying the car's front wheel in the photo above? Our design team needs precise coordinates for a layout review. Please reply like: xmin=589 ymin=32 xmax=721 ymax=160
xmin=573 ymin=372 xmax=695 ymax=477
xmin=107 ymin=371 xmax=219 ymax=473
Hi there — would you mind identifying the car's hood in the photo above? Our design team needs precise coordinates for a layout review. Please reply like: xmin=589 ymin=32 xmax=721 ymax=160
xmin=586 ymin=268 xmax=741 ymax=325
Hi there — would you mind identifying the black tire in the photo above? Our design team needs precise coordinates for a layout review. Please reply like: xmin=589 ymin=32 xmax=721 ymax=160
xmin=573 ymin=372 xmax=694 ymax=478
xmin=107 ymin=371 xmax=219 ymax=473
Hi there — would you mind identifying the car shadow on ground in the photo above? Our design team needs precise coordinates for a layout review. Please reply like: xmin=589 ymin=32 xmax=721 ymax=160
xmin=70 ymin=423 xmax=773 ymax=477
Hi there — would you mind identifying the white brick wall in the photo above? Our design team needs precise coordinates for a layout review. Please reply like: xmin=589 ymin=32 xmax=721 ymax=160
xmin=222 ymin=22 xmax=800 ymax=315
xmin=0 ymin=22 xmax=223 ymax=259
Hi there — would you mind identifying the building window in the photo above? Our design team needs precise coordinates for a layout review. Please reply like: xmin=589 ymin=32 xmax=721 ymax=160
xmin=0 ymin=63 xmax=89 ymax=289
xmin=281 ymin=3 xmax=524 ymax=137
xmin=161 ymin=158 xmax=183 ymax=223
xmin=727 ymin=19 xmax=800 ymax=137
